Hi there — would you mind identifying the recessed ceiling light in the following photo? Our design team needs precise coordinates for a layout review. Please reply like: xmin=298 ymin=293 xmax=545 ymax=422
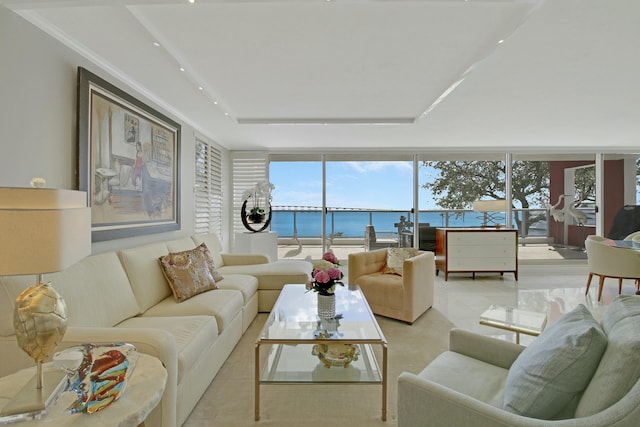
xmin=198 ymin=86 xmax=203 ymax=91
xmin=224 ymin=112 xmax=229 ymax=116
xmin=179 ymin=67 xmax=185 ymax=72
xmin=188 ymin=0 xmax=195 ymax=4
xmin=213 ymin=101 xmax=218 ymax=105
xmin=153 ymin=42 xmax=160 ymax=47
xmin=498 ymin=39 xmax=504 ymax=44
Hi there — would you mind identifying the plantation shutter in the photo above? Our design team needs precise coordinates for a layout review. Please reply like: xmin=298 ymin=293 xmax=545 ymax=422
xmin=232 ymin=152 xmax=268 ymax=235
xmin=194 ymin=138 xmax=223 ymax=236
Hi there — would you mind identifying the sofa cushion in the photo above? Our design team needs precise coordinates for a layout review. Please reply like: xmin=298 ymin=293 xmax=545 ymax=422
xmin=191 ymin=234 xmax=224 ymax=268
xmin=116 ymin=315 xmax=218 ymax=385
xmin=218 ymin=260 xmax=310 ymax=290
xmin=575 ymin=295 xmax=640 ymax=417
xmin=159 ymin=244 xmax=219 ymax=302
xmin=420 ymin=351 xmax=509 ymax=408
xmin=141 ymin=289 xmax=244 ymax=333
xmin=214 ymin=274 xmax=259 ymax=304
xmin=0 ymin=252 xmax=141 ymax=335
xmin=354 ymin=272 xmax=404 ymax=310
xmin=120 ymin=242 xmax=173 ymax=312
xmin=503 ymin=304 xmax=607 ymax=419
xmin=383 ymin=247 xmax=419 ymax=275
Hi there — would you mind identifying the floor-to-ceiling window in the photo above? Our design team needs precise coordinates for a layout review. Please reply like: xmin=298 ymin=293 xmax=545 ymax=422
xmin=259 ymin=151 xmax=638 ymax=264
xmin=270 ymin=155 xmax=413 ymax=261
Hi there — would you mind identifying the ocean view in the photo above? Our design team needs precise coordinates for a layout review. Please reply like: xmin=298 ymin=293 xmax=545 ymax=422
xmin=271 ymin=210 xmax=499 ymax=238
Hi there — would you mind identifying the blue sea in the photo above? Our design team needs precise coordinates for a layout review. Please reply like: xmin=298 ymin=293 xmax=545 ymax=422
xmin=271 ymin=210 xmax=492 ymax=238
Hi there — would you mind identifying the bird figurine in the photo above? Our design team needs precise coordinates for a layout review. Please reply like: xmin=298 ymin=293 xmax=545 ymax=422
xmin=546 ymin=194 xmax=565 ymax=223
xmin=566 ymin=200 xmax=589 ymax=225
xmin=283 ymin=218 xmax=303 ymax=258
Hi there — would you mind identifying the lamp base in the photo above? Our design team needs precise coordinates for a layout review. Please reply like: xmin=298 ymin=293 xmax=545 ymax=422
xmin=0 ymin=369 xmax=66 ymax=419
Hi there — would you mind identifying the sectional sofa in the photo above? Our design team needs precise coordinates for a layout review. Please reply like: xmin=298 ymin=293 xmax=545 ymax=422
xmin=0 ymin=233 xmax=311 ymax=427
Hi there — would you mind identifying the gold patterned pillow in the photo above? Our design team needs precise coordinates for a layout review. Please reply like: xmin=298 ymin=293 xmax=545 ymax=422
xmin=159 ymin=243 xmax=219 ymax=302
xmin=383 ymin=247 xmax=420 ymax=276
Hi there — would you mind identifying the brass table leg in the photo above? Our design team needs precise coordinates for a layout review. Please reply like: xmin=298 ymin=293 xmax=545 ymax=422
xmin=254 ymin=343 xmax=260 ymax=421
xmin=382 ymin=343 xmax=387 ymax=421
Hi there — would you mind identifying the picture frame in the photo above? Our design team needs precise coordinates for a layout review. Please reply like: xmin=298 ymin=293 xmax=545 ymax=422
xmin=77 ymin=66 xmax=181 ymax=242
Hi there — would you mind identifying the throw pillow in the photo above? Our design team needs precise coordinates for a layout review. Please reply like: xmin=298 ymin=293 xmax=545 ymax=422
xmin=383 ymin=247 xmax=420 ymax=275
xmin=503 ymin=304 xmax=607 ymax=420
xmin=159 ymin=243 xmax=219 ymax=302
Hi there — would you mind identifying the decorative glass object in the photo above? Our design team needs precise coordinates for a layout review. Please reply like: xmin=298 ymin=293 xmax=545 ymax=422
xmin=53 ymin=343 xmax=139 ymax=414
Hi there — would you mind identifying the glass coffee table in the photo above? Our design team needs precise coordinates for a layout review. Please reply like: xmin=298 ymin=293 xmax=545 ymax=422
xmin=255 ymin=284 xmax=388 ymax=421
xmin=479 ymin=304 xmax=547 ymax=344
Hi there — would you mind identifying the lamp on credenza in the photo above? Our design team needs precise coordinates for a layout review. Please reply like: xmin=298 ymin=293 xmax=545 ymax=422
xmin=473 ymin=199 xmax=509 ymax=228
xmin=0 ymin=186 xmax=91 ymax=418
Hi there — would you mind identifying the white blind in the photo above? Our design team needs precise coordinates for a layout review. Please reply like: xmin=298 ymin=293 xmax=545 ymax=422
xmin=232 ymin=152 xmax=268 ymax=235
xmin=194 ymin=138 xmax=223 ymax=236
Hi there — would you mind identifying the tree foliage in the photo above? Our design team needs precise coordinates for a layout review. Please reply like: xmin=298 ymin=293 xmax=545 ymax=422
xmin=421 ymin=160 xmax=550 ymax=233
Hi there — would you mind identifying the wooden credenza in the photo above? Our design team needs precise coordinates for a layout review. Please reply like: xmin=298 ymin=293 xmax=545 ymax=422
xmin=435 ymin=228 xmax=518 ymax=281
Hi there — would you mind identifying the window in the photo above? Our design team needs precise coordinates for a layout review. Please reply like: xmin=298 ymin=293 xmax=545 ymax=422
xmin=194 ymin=137 xmax=222 ymax=236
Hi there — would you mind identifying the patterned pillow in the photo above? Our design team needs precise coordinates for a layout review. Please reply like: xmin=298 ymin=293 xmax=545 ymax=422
xmin=159 ymin=243 xmax=220 ymax=302
xmin=383 ymin=247 xmax=420 ymax=275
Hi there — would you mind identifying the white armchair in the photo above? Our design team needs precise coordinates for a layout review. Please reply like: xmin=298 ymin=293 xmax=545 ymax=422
xmin=398 ymin=296 xmax=640 ymax=426
xmin=585 ymin=235 xmax=640 ymax=301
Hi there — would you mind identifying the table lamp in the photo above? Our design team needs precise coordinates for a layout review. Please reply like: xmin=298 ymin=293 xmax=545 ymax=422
xmin=0 ymin=186 xmax=91 ymax=418
xmin=473 ymin=199 xmax=509 ymax=227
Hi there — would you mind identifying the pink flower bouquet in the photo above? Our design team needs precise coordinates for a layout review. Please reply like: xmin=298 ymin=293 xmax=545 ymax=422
xmin=306 ymin=252 xmax=344 ymax=295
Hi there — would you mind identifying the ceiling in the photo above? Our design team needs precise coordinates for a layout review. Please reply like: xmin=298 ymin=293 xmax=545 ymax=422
xmin=4 ymin=0 xmax=640 ymax=153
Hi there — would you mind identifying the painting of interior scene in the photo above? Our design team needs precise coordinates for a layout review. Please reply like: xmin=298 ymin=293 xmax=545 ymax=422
xmin=89 ymin=92 xmax=177 ymax=227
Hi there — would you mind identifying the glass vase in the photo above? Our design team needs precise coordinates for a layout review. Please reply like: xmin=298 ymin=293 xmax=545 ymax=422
xmin=317 ymin=293 xmax=336 ymax=319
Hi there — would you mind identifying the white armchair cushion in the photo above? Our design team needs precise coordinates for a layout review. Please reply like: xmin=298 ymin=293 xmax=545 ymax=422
xmin=503 ymin=304 xmax=607 ymax=419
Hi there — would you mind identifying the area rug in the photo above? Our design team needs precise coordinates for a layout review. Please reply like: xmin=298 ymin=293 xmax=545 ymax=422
xmin=184 ymin=308 xmax=454 ymax=427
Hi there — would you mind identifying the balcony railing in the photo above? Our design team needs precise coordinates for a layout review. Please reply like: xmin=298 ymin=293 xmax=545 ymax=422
xmin=271 ymin=206 xmax=595 ymax=242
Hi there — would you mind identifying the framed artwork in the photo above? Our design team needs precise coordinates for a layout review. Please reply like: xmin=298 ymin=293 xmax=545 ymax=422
xmin=77 ymin=66 xmax=181 ymax=242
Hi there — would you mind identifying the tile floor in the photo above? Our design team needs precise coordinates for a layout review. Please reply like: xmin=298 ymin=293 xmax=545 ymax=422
xmin=434 ymin=262 xmax=635 ymax=345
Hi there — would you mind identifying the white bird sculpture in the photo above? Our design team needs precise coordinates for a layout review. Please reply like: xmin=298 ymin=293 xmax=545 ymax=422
xmin=566 ymin=200 xmax=589 ymax=225
xmin=546 ymin=194 xmax=565 ymax=223
xmin=283 ymin=219 xmax=303 ymax=258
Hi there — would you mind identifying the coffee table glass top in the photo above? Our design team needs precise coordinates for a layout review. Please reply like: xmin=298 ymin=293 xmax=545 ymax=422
xmin=257 ymin=284 xmax=385 ymax=343
xmin=479 ymin=304 xmax=547 ymax=336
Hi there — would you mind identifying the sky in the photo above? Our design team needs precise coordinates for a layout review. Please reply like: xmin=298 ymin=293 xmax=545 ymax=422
xmin=269 ymin=161 xmax=439 ymax=210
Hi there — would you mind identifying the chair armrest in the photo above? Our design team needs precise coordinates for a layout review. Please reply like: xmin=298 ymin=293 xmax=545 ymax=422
xmin=220 ymin=253 xmax=270 ymax=265
xmin=399 ymin=370 xmax=637 ymax=427
xmin=449 ymin=328 xmax=524 ymax=370
xmin=398 ymin=372 xmax=547 ymax=427
xmin=401 ymin=251 xmax=435 ymax=315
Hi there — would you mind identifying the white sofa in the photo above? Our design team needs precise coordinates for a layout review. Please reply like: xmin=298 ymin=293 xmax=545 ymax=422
xmin=0 ymin=233 xmax=311 ymax=427
xmin=398 ymin=296 xmax=640 ymax=426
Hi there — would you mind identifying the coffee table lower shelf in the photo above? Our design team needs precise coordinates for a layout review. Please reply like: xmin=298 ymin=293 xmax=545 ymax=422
xmin=255 ymin=342 xmax=387 ymax=421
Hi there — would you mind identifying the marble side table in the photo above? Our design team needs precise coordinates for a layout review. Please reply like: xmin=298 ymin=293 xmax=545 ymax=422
xmin=0 ymin=353 xmax=167 ymax=427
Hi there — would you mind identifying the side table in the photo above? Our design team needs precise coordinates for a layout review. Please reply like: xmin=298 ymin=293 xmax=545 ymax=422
xmin=0 ymin=353 xmax=167 ymax=427
xmin=479 ymin=305 xmax=547 ymax=344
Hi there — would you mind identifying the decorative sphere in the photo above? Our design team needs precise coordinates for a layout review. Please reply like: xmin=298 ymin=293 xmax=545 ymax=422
xmin=13 ymin=283 xmax=68 ymax=362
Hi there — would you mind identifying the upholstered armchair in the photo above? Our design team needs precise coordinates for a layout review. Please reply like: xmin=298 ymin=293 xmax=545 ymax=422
xmin=398 ymin=296 xmax=640 ymax=427
xmin=348 ymin=248 xmax=434 ymax=324
xmin=585 ymin=235 xmax=640 ymax=301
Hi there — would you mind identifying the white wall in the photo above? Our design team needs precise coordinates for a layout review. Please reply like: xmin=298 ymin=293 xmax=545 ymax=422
xmin=0 ymin=6 xmax=214 ymax=254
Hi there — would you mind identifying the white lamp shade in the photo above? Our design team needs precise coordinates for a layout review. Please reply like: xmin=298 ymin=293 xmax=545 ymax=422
xmin=473 ymin=199 xmax=509 ymax=212
xmin=0 ymin=188 xmax=91 ymax=276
